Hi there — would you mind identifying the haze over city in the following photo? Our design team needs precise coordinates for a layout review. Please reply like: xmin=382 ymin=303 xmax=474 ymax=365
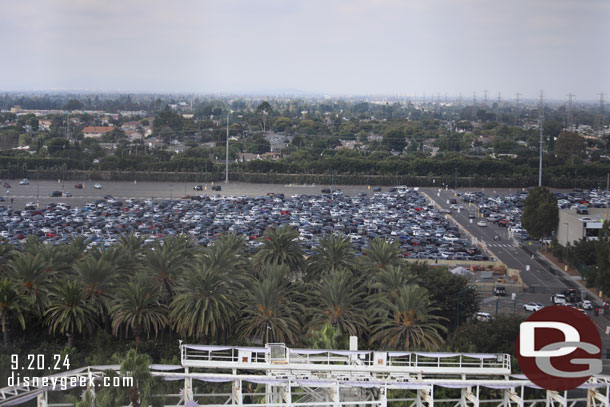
xmin=1 ymin=0 xmax=609 ymax=99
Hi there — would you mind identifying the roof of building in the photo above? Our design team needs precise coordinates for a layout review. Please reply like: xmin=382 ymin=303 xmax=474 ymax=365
xmin=82 ymin=126 xmax=114 ymax=134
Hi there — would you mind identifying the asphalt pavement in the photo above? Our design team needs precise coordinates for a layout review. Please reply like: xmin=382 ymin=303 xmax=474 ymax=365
xmin=422 ymin=187 xmax=610 ymax=359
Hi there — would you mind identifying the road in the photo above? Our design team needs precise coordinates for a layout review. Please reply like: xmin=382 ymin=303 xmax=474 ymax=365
xmin=422 ymin=187 xmax=610 ymax=362
xmin=0 ymin=179 xmax=376 ymax=210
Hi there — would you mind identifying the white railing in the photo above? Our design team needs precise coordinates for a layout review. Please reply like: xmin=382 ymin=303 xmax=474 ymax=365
xmin=180 ymin=344 xmax=511 ymax=373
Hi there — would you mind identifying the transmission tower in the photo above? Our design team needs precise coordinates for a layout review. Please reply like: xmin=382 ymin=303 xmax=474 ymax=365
xmin=567 ymin=93 xmax=575 ymax=130
xmin=483 ymin=89 xmax=488 ymax=107
xmin=514 ymin=93 xmax=521 ymax=125
xmin=538 ymin=90 xmax=544 ymax=187
xmin=496 ymin=92 xmax=502 ymax=123
xmin=472 ymin=92 xmax=477 ymax=120
xmin=596 ymin=92 xmax=606 ymax=137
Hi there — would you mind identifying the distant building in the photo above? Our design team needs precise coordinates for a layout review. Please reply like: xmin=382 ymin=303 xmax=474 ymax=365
xmin=556 ymin=208 xmax=608 ymax=246
xmin=83 ymin=126 xmax=114 ymax=139
xmin=238 ymin=152 xmax=260 ymax=162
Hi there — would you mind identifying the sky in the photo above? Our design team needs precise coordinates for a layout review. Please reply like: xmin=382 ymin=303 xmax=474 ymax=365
xmin=1 ymin=0 xmax=609 ymax=100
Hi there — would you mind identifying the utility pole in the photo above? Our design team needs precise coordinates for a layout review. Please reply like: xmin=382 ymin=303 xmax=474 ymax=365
xmin=496 ymin=92 xmax=502 ymax=123
xmin=567 ymin=93 xmax=575 ymax=130
xmin=596 ymin=92 xmax=606 ymax=138
xmin=225 ymin=111 xmax=229 ymax=183
xmin=514 ymin=93 xmax=521 ymax=125
xmin=538 ymin=90 xmax=544 ymax=187
xmin=483 ymin=89 xmax=488 ymax=107
xmin=472 ymin=92 xmax=477 ymax=120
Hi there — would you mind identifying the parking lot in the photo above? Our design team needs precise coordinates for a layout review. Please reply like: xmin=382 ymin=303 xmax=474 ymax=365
xmin=0 ymin=181 xmax=495 ymax=260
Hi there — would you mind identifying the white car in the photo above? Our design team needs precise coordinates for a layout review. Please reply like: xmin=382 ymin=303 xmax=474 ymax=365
xmin=477 ymin=220 xmax=487 ymax=227
xmin=551 ymin=294 xmax=567 ymax=305
xmin=523 ymin=302 xmax=544 ymax=312
xmin=582 ymin=300 xmax=594 ymax=310
xmin=19 ymin=178 xmax=29 ymax=185
xmin=475 ymin=312 xmax=492 ymax=322
xmin=94 ymin=183 xmax=102 ymax=189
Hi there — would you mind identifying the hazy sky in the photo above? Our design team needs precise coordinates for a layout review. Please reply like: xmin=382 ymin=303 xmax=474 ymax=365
xmin=1 ymin=0 xmax=608 ymax=99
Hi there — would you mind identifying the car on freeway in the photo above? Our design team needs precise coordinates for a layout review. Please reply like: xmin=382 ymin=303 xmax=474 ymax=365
xmin=477 ymin=220 xmax=487 ymax=227
xmin=19 ymin=178 xmax=29 ymax=185
xmin=193 ymin=185 xmax=203 ymax=191
xmin=94 ymin=184 xmax=102 ymax=189
xmin=49 ymin=191 xmax=62 ymax=197
xmin=211 ymin=185 xmax=221 ymax=191
xmin=63 ymin=192 xmax=72 ymax=197
xmin=523 ymin=302 xmax=543 ymax=312
xmin=75 ymin=184 xmax=84 ymax=189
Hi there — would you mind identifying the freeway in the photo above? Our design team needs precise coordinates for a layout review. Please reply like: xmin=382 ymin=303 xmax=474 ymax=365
xmin=422 ymin=187 xmax=610 ymax=359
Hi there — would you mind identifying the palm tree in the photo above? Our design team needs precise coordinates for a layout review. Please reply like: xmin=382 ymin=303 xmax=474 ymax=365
xmin=44 ymin=280 xmax=99 ymax=347
xmin=370 ymin=285 xmax=447 ymax=350
xmin=110 ymin=273 xmax=168 ymax=347
xmin=120 ymin=349 xmax=153 ymax=407
xmin=200 ymin=233 xmax=249 ymax=275
xmin=170 ymin=261 xmax=239 ymax=340
xmin=254 ymin=226 xmax=305 ymax=275
xmin=307 ymin=269 xmax=367 ymax=336
xmin=73 ymin=255 xmax=118 ymax=314
xmin=362 ymin=238 xmax=402 ymax=275
xmin=0 ymin=241 xmax=16 ymax=277
xmin=306 ymin=234 xmax=356 ymax=280
xmin=370 ymin=265 xmax=417 ymax=304
xmin=237 ymin=274 xmax=303 ymax=345
xmin=142 ymin=243 xmax=187 ymax=302
xmin=8 ymin=252 xmax=55 ymax=315
xmin=0 ymin=278 xmax=29 ymax=345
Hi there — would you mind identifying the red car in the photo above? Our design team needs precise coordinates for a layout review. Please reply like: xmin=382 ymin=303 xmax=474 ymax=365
xmin=74 ymin=184 xmax=83 ymax=189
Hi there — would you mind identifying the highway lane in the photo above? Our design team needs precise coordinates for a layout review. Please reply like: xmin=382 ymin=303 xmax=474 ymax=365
xmin=422 ymin=188 xmax=566 ymax=291
xmin=423 ymin=187 xmax=610 ymax=355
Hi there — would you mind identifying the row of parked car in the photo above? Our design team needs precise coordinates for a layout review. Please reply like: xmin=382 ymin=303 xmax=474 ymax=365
xmin=457 ymin=188 xmax=610 ymax=242
xmin=0 ymin=189 xmax=489 ymax=260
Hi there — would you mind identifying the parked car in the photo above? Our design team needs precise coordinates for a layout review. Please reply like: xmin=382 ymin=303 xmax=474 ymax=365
xmin=475 ymin=312 xmax=492 ymax=322
xmin=493 ymin=285 xmax=506 ymax=296
xmin=582 ymin=300 xmax=594 ymax=310
xmin=477 ymin=220 xmax=487 ymax=227
xmin=551 ymin=294 xmax=567 ymax=305
xmin=523 ymin=302 xmax=543 ymax=312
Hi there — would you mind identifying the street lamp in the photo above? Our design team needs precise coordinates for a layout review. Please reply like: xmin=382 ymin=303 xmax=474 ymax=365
xmin=563 ymin=222 xmax=569 ymax=267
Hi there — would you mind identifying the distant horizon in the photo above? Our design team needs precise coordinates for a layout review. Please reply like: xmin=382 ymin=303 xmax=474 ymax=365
xmin=0 ymin=89 xmax=605 ymax=105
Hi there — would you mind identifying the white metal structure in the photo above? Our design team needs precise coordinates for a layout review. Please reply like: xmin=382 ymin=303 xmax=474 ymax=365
xmin=1 ymin=344 xmax=609 ymax=407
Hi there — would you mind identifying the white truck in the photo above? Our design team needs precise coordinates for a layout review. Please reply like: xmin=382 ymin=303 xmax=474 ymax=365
xmin=551 ymin=294 xmax=567 ymax=305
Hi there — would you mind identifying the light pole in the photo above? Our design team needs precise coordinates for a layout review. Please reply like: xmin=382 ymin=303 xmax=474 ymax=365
xmin=563 ymin=222 xmax=569 ymax=266
xmin=225 ymin=111 xmax=230 ymax=183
